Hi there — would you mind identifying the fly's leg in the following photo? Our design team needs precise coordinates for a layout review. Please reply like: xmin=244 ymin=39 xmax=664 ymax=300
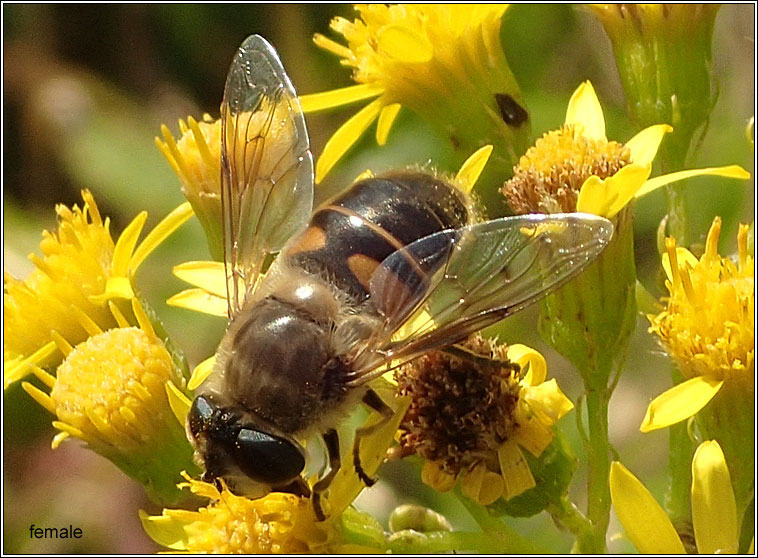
xmin=311 ymin=428 xmax=340 ymax=521
xmin=353 ymin=388 xmax=395 ymax=487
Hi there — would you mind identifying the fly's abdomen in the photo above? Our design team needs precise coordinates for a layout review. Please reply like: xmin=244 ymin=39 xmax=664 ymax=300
xmin=284 ymin=171 xmax=471 ymax=302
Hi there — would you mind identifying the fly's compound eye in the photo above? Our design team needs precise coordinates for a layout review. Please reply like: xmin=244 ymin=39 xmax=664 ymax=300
xmin=234 ymin=428 xmax=306 ymax=486
xmin=188 ymin=395 xmax=216 ymax=438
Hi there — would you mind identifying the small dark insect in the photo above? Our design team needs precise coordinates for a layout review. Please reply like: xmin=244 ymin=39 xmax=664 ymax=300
xmin=495 ymin=92 xmax=529 ymax=127
xmin=186 ymin=35 xmax=613 ymax=521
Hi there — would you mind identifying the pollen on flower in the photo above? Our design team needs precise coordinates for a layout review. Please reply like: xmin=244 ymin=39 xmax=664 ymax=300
xmin=51 ymin=327 xmax=180 ymax=451
xmin=395 ymin=335 xmax=573 ymax=504
xmin=5 ymin=190 xmax=192 ymax=388
xmin=142 ymin=477 xmax=335 ymax=553
xmin=502 ymin=124 xmax=631 ymax=214
xmin=648 ymin=217 xmax=754 ymax=381
xmin=318 ymin=5 xmax=508 ymax=97
xmin=22 ymin=322 xmax=195 ymax=504
xmin=395 ymin=335 xmax=521 ymax=477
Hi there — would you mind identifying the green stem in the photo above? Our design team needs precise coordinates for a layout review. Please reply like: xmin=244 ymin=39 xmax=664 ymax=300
xmin=664 ymin=183 xmax=689 ymax=246
xmin=547 ymin=496 xmax=593 ymax=548
xmin=664 ymin=367 xmax=694 ymax=527
xmin=583 ymin=385 xmax=612 ymax=554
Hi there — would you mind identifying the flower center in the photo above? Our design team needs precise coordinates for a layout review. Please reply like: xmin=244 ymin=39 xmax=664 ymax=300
xmin=51 ymin=327 xmax=177 ymax=450
xmin=395 ymin=335 xmax=522 ymax=475
xmin=502 ymin=124 xmax=631 ymax=214
xmin=648 ymin=220 xmax=754 ymax=381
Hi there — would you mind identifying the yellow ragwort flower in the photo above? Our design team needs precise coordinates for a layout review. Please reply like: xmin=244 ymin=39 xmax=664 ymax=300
xmin=4 ymin=190 xmax=193 ymax=388
xmin=642 ymin=217 xmax=754 ymax=432
xmin=21 ymin=297 xmax=195 ymax=505
xmin=156 ymin=115 xmax=223 ymax=259
xmin=300 ymin=5 xmax=524 ymax=184
xmin=396 ymin=335 xmax=573 ymax=505
xmin=610 ymin=440 xmax=742 ymax=554
xmin=501 ymin=81 xmax=750 ymax=218
xmin=140 ymin=473 xmax=338 ymax=554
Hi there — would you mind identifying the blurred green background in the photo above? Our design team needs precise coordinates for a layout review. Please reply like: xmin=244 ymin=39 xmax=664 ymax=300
xmin=3 ymin=4 xmax=754 ymax=553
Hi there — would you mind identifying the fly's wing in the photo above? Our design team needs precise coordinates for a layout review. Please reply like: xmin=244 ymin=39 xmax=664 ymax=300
xmin=221 ymin=35 xmax=314 ymax=317
xmin=345 ymin=213 xmax=614 ymax=384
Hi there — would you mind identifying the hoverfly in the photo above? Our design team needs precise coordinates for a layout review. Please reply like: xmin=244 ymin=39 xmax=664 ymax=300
xmin=186 ymin=35 xmax=614 ymax=521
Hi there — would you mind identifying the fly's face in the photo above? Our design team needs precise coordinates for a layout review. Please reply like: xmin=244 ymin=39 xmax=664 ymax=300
xmin=187 ymin=394 xmax=308 ymax=496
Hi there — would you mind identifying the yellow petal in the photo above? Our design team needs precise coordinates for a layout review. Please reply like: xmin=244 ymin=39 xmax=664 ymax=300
xmin=313 ymin=32 xmax=353 ymax=60
xmin=455 ymin=145 xmax=493 ymax=193
xmin=89 ymin=276 xmax=135 ymax=304
xmin=299 ymin=83 xmax=384 ymax=113
xmin=692 ymin=441 xmax=739 ymax=554
xmin=130 ymin=202 xmax=193 ymax=274
xmin=315 ymin=98 xmax=384 ymax=183
xmin=4 ymin=341 xmax=58 ymax=388
xmin=329 ymin=392 xmax=410 ymax=517
xmin=497 ymin=439 xmax=535 ymax=499
xmin=421 ymin=460 xmax=457 ymax=493
xmin=377 ymin=24 xmax=434 ymax=63
xmin=51 ymin=431 xmax=71 ymax=449
xmin=188 ymin=355 xmax=216 ymax=391
xmin=376 ymin=103 xmax=401 ymax=145
xmin=112 ymin=211 xmax=147 ymax=277
xmin=565 ymin=81 xmax=605 ymax=141
xmin=575 ymin=175 xmax=606 ymax=216
xmin=640 ymin=376 xmax=723 ymax=432
xmin=512 ymin=410 xmax=554 ymax=457
xmin=21 ymin=381 xmax=57 ymax=415
xmin=166 ymin=380 xmax=192 ymax=426
xmin=173 ymin=261 xmax=228 ymax=298
xmin=523 ymin=379 xmax=574 ymax=426
xmin=609 ymin=461 xmax=686 ymax=554
xmin=624 ymin=124 xmax=673 ymax=167
xmin=167 ymin=289 xmax=228 ymax=317
xmin=460 ymin=463 xmax=504 ymax=505
xmin=635 ymin=165 xmax=751 ymax=199
xmin=662 ymin=247 xmax=699 ymax=282
xmin=576 ymin=164 xmax=651 ymax=218
xmin=138 ymin=510 xmax=189 ymax=551
xmin=506 ymin=343 xmax=546 ymax=386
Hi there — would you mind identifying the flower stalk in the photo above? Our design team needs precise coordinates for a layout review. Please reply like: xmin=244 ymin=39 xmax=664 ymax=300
xmin=538 ymin=207 xmax=637 ymax=552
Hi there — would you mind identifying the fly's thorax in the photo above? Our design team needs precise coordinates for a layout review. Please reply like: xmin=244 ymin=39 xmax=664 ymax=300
xmin=203 ymin=270 xmax=351 ymax=436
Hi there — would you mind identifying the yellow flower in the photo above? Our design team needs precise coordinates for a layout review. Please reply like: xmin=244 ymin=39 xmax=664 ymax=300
xmin=610 ymin=441 xmax=742 ymax=554
xmin=21 ymin=297 xmax=195 ymax=505
xmin=3 ymin=190 xmax=193 ymax=388
xmin=641 ymin=217 xmax=754 ymax=432
xmin=156 ymin=116 xmax=224 ymax=259
xmin=140 ymin=474 xmax=338 ymax=554
xmin=501 ymin=80 xmax=750 ymax=218
xmin=396 ymin=335 xmax=573 ymax=505
xmin=300 ymin=5 xmax=526 ymax=185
